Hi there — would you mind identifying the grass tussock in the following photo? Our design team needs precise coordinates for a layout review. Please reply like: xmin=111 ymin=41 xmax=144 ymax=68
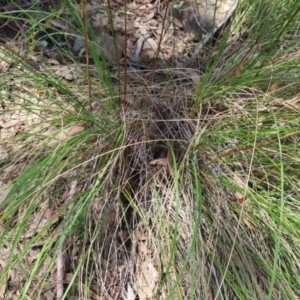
xmin=0 ymin=0 xmax=300 ymax=299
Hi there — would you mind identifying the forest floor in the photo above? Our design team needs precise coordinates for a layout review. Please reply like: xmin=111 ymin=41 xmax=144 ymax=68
xmin=1 ymin=0 xmax=300 ymax=299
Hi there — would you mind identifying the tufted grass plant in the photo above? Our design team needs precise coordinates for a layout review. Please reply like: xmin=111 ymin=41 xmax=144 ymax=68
xmin=0 ymin=0 xmax=300 ymax=299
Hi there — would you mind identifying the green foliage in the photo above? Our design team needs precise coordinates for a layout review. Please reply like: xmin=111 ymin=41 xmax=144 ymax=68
xmin=0 ymin=0 xmax=300 ymax=299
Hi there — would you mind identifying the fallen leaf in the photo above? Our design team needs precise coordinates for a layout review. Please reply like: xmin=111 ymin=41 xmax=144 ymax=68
xmin=135 ymin=260 xmax=158 ymax=300
xmin=268 ymin=82 xmax=280 ymax=94
xmin=149 ymin=158 xmax=169 ymax=166
xmin=243 ymin=218 xmax=257 ymax=233
xmin=144 ymin=10 xmax=155 ymax=22
xmin=0 ymin=258 xmax=8 ymax=297
xmin=134 ymin=21 xmax=149 ymax=35
xmin=45 ymin=125 xmax=85 ymax=148
xmin=143 ymin=37 xmax=158 ymax=51
xmin=0 ymin=49 xmax=11 ymax=71
xmin=123 ymin=283 xmax=136 ymax=300
xmin=55 ymin=65 xmax=82 ymax=81
xmin=233 ymin=172 xmax=248 ymax=204
xmin=141 ymin=37 xmax=158 ymax=60
xmin=184 ymin=69 xmax=201 ymax=83
xmin=135 ymin=229 xmax=147 ymax=241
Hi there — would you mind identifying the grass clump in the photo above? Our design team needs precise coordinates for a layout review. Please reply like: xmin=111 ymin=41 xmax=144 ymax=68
xmin=0 ymin=0 xmax=300 ymax=299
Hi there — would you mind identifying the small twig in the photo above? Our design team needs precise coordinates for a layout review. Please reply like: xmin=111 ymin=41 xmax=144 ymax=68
xmin=56 ymin=247 xmax=64 ymax=300
xmin=184 ymin=2 xmax=238 ymax=68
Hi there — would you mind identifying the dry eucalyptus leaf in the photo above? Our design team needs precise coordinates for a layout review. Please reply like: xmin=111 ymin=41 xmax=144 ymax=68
xmin=144 ymin=10 xmax=155 ymax=22
xmin=142 ymin=37 xmax=158 ymax=59
xmin=134 ymin=21 xmax=149 ymax=35
xmin=55 ymin=65 xmax=82 ymax=81
xmin=127 ymin=2 xmax=138 ymax=9
xmin=243 ymin=218 xmax=257 ymax=233
xmin=73 ymin=35 xmax=84 ymax=52
xmin=123 ymin=283 xmax=136 ymax=300
xmin=149 ymin=158 xmax=169 ymax=166
xmin=185 ymin=69 xmax=201 ymax=83
xmin=45 ymin=125 xmax=85 ymax=148
xmin=136 ymin=0 xmax=152 ymax=3
xmin=0 ymin=268 xmax=6 ymax=298
xmin=233 ymin=172 xmax=249 ymax=204
xmin=0 ymin=49 xmax=11 ymax=71
xmin=135 ymin=229 xmax=147 ymax=241
xmin=135 ymin=260 xmax=158 ymax=300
